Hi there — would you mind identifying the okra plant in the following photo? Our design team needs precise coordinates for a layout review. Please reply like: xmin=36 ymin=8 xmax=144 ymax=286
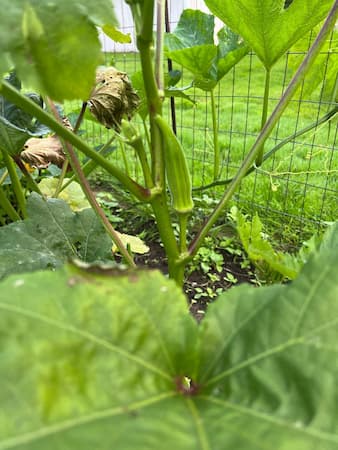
xmin=1 ymin=2 xmax=338 ymax=449
xmin=0 ymin=0 xmax=337 ymax=286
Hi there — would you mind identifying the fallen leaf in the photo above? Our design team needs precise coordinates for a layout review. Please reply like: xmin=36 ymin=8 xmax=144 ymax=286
xmin=112 ymin=231 xmax=149 ymax=255
xmin=38 ymin=178 xmax=90 ymax=211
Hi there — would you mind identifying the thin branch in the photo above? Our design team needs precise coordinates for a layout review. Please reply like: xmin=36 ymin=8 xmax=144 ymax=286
xmin=47 ymin=99 xmax=136 ymax=268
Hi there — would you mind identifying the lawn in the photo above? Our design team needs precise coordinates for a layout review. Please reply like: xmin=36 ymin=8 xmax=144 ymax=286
xmin=65 ymin=50 xmax=337 ymax=246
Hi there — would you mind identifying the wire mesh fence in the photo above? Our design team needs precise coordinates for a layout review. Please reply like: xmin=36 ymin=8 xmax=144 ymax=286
xmin=68 ymin=1 xmax=337 ymax=244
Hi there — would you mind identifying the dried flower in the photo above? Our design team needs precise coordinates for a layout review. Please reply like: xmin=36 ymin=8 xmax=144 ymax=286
xmin=88 ymin=67 xmax=140 ymax=130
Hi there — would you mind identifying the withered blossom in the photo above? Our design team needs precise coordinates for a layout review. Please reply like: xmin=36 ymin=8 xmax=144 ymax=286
xmin=88 ymin=67 xmax=140 ymax=130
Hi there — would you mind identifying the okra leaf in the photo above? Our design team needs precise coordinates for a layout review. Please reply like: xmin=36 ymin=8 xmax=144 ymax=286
xmin=0 ymin=223 xmax=337 ymax=449
xmin=0 ymin=193 xmax=113 ymax=280
xmin=204 ymin=0 xmax=333 ymax=69
xmin=0 ymin=0 xmax=116 ymax=101
xmin=0 ymin=266 xmax=198 ymax=450
xmin=166 ymin=8 xmax=215 ymax=47
xmin=165 ymin=9 xmax=248 ymax=91
xmin=0 ymin=73 xmax=50 ymax=156
xmin=215 ymin=27 xmax=249 ymax=82
xmin=165 ymin=86 xmax=196 ymax=104
xmin=197 ymin=223 xmax=338 ymax=448
xmin=0 ymin=119 xmax=32 ymax=157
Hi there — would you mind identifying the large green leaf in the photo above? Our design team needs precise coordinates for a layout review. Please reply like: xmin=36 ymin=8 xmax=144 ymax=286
xmin=0 ymin=193 xmax=113 ymax=280
xmin=0 ymin=74 xmax=49 ymax=156
xmin=197 ymin=226 xmax=338 ymax=448
xmin=165 ymin=9 xmax=249 ymax=91
xmin=0 ymin=224 xmax=337 ymax=448
xmin=0 ymin=0 xmax=116 ymax=101
xmin=0 ymin=119 xmax=32 ymax=157
xmin=204 ymin=0 xmax=333 ymax=69
xmin=0 ymin=266 xmax=198 ymax=449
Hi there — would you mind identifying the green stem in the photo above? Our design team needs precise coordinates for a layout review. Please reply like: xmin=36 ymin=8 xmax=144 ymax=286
xmin=47 ymin=100 xmax=136 ymax=268
xmin=0 ymin=169 xmax=8 ymax=185
xmin=128 ymin=137 xmax=153 ymax=188
xmin=142 ymin=118 xmax=151 ymax=148
xmin=155 ymin=0 xmax=165 ymax=93
xmin=138 ymin=39 xmax=164 ymax=185
xmin=0 ymin=185 xmax=21 ymax=221
xmin=0 ymin=81 xmax=150 ymax=202
xmin=119 ymin=139 xmax=130 ymax=176
xmin=132 ymin=0 xmax=182 ymax=282
xmin=53 ymin=159 xmax=69 ymax=197
xmin=13 ymin=155 xmax=43 ymax=195
xmin=60 ymin=134 xmax=116 ymax=192
xmin=189 ymin=3 xmax=338 ymax=256
xmin=135 ymin=0 xmax=163 ymax=186
xmin=178 ymin=213 xmax=188 ymax=253
xmin=73 ymin=102 xmax=88 ymax=133
xmin=150 ymin=194 xmax=180 ymax=280
xmin=50 ymin=101 xmax=88 ymax=197
xmin=0 ymin=148 xmax=26 ymax=218
xmin=256 ymin=68 xmax=271 ymax=166
xmin=193 ymin=106 xmax=338 ymax=192
xmin=210 ymin=88 xmax=220 ymax=180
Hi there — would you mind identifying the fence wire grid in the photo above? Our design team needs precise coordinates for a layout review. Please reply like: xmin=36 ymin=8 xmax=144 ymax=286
xmin=75 ymin=1 xmax=337 ymax=244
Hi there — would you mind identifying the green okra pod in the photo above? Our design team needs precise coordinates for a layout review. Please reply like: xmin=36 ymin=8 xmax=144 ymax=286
xmin=154 ymin=114 xmax=194 ymax=214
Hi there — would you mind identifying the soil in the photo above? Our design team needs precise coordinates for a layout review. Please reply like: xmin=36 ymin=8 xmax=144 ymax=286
xmin=92 ymin=181 xmax=256 ymax=321
xmin=134 ymin=239 xmax=256 ymax=321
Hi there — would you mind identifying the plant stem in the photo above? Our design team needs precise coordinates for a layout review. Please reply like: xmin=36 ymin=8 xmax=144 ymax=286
xmin=190 ymin=2 xmax=338 ymax=256
xmin=138 ymin=39 xmax=164 ymax=186
xmin=135 ymin=0 xmax=164 ymax=186
xmin=73 ymin=102 xmax=88 ymax=133
xmin=193 ymin=106 xmax=338 ymax=191
xmin=53 ymin=102 xmax=86 ymax=197
xmin=60 ymin=134 xmax=116 ymax=192
xmin=0 ymin=169 xmax=8 ymax=185
xmin=47 ymin=99 xmax=136 ymax=268
xmin=165 ymin=0 xmax=177 ymax=135
xmin=155 ymin=0 xmax=165 ymax=93
xmin=142 ymin=118 xmax=151 ymax=148
xmin=0 ymin=148 xmax=26 ymax=218
xmin=12 ymin=155 xmax=43 ymax=195
xmin=150 ymin=195 xmax=180 ymax=277
xmin=210 ymin=88 xmax=220 ymax=180
xmin=0 ymin=81 xmax=150 ymax=202
xmin=128 ymin=137 xmax=153 ymax=188
xmin=119 ymin=139 xmax=130 ymax=176
xmin=179 ymin=213 xmax=188 ymax=253
xmin=256 ymin=68 xmax=271 ymax=166
xmin=0 ymin=185 xmax=21 ymax=221
xmin=53 ymin=159 xmax=69 ymax=197
xmin=132 ymin=0 xmax=182 ymax=282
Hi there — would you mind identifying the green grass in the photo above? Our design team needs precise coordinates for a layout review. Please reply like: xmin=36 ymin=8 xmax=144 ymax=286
xmin=64 ymin=51 xmax=337 ymax=247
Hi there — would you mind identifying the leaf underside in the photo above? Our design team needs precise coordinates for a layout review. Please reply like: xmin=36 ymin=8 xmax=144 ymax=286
xmin=165 ymin=9 xmax=249 ymax=90
xmin=204 ymin=0 xmax=333 ymax=69
xmin=0 ymin=0 xmax=116 ymax=101
xmin=0 ymin=223 xmax=337 ymax=449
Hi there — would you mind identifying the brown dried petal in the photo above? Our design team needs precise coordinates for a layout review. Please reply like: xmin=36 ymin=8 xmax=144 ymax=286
xmin=89 ymin=67 xmax=140 ymax=130
xmin=21 ymin=136 xmax=66 ymax=169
